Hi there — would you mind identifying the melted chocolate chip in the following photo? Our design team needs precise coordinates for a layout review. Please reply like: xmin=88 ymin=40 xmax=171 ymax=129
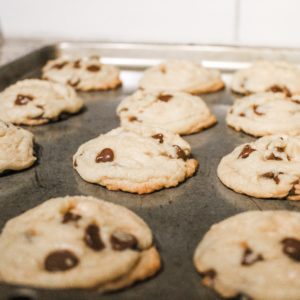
xmin=158 ymin=94 xmax=173 ymax=102
xmin=200 ymin=269 xmax=217 ymax=287
xmin=152 ymin=133 xmax=164 ymax=143
xmin=44 ymin=250 xmax=79 ymax=272
xmin=241 ymin=247 xmax=264 ymax=266
xmin=68 ymin=78 xmax=80 ymax=87
xmin=129 ymin=116 xmax=138 ymax=122
xmin=267 ymin=85 xmax=291 ymax=97
xmin=62 ymin=211 xmax=81 ymax=224
xmin=261 ymin=172 xmax=282 ymax=184
xmin=282 ymin=238 xmax=300 ymax=261
xmin=15 ymin=94 xmax=34 ymax=105
xmin=238 ymin=145 xmax=256 ymax=159
xmin=110 ymin=232 xmax=138 ymax=251
xmin=73 ymin=60 xmax=81 ymax=68
xmin=52 ymin=61 xmax=68 ymax=70
xmin=292 ymin=99 xmax=300 ymax=104
xmin=95 ymin=148 xmax=114 ymax=163
xmin=239 ymin=112 xmax=245 ymax=117
xmin=252 ymin=105 xmax=264 ymax=116
xmin=87 ymin=65 xmax=101 ymax=72
xmin=173 ymin=145 xmax=188 ymax=161
xmin=266 ymin=153 xmax=283 ymax=161
xmin=84 ymin=224 xmax=105 ymax=251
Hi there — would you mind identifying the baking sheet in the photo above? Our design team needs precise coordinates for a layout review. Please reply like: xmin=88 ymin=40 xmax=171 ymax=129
xmin=1 ymin=42 xmax=300 ymax=300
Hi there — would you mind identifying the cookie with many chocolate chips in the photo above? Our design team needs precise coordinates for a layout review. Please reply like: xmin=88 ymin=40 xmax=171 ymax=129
xmin=218 ymin=135 xmax=300 ymax=200
xmin=194 ymin=210 xmax=300 ymax=300
xmin=42 ymin=56 xmax=122 ymax=91
xmin=0 ymin=120 xmax=36 ymax=173
xmin=139 ymin=60 xmax=224 ymax=94
xmin=117 ymin=90 xmax=216 ymax=135
xmin=227 ymin=92 xmax=300 ymax=137
xmin=73 ymin=125 xmax=198 ymax=194
xmin=0 ymin=196 xmax=161 ymax=290
xmin=0 ymin=79 xmax=83 ymax=125
xmin=231 ymin=61 xmax=300 ymax=96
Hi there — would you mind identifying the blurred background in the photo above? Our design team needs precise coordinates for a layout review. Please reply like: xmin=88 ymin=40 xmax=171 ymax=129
xmin=0 ymin=0 xmax=299 ymax=48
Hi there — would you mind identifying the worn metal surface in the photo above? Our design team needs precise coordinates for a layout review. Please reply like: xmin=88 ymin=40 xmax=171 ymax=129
xmin=1 ymin=43 xmax=300 ymax=300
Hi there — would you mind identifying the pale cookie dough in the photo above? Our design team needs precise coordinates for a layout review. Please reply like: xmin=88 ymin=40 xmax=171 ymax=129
xmin=232 ymin=61 xmax=300 ymax=96
xmin=0 ymin=120 xmax=36 ymax=173
xmin=227 ymin=92 xmax=300 ymax=137
xmin=139 ymin=60 xmax=224 ymax=94
xmin=42 ymin=56 xmax=122 ymax=91
xmin=117 ymin=90 xmax=216 ymax=135
xmin=0 ymin=196 xmax=161 ymax=291
xmin=0 ymin=79 xmax=83 ymax=125
xmin=217 ymin=135 xmax=300 ymax=200
xmin=73 ymin=125 xmax=198 ymax=194
xmin=194 ymin=210 xmax=300 ymax=300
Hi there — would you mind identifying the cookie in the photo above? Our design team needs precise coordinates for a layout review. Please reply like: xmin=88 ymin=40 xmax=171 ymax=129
xmin=0 ymin=195 xmax=161 ymax=290
xmin=139 ymin=60 xmax=224 ymax=94
xmin=232 ymin=61 xmax=300 ymax=96
xmin=0 ymin=79 xmax=84 ymax=125
xmin=227 ymin=92 xmax=300 ymax=137
xmin=73 ymin=125 xmax=198 ymax=194
xmin=117 ymin=90 xmax=216 ymax=135
xmin=42 ymin=56 xmax=122 ymax=91
xmin=194 ymin=210 xmax=300 ymax=300
xmin=0 ymin=120 xmax=36 ymax=173
xmin=217 ymin=134 xmax=300 ymax=200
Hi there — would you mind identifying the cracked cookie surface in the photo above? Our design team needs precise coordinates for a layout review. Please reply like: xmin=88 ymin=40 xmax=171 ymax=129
xmin=0 ymin=196 xmax=161 ymax=290
xmin=0 ymin=79 xmax=83 ymax=125
xmin=73 ymin=125 xmax=198 ymax=194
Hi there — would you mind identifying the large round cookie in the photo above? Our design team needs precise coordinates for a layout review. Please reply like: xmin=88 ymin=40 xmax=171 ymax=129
xmin=139 ymin=60 xmax=224 ymax=94
xmin=0 ymin=79 xmax=83 ymax=125
xmin=42 ymin=56 xmax=122 ymax=91
xmin=194 ymin=210 xmax=300 ymax=300
xmin=218 ymin=135 xmax=300 ymax=200
xmin=73 ymin=125 xmax=198 ymax=194
xmin=117 ymin=90 xmax=216 ymax=135
xmin=227 ymin=92 xmax=300 ymax=137
xmin=232 ymin=61 xmax=300 ymax=95
xmin=0 ymin=196 xmax=161 ymax=290
xmin=0 ymin=120 xmax=36 ymax=173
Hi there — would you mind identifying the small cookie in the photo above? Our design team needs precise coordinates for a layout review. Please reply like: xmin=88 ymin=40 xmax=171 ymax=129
xmin=117 ymin=90 xmax=216 ymax=135
xmin=232 ymin=61 xmax=300 ymax=95
xmin=0 ymin=120 xmax=36 ymax=173
xmin=73 ymin=125 xmax=198 ymax=194
xmin=194 ymin=210 xmax=300 ymax=300
xmin=0 ymin=195 xmax=161 ymax=290
xmin=42 ymin=56 xmax=122 ymax=91
xmin=0 ymin=79 xmax=83 ymax=125
xmin=227 ymin=92 xmax=300 ymax=137
xmin=139 ymin=60 xmax=224 ymax=94
xmin=217 ymin=134 xmax=300 ymax=200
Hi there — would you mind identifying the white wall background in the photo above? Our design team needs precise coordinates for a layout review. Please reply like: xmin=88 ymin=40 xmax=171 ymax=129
xmin=0 ymin=0 xmax=300 ymax=48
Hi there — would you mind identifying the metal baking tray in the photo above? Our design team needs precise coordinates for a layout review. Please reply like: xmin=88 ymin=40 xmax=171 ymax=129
xmin=1 ymin=42 xmax=300 ymax=300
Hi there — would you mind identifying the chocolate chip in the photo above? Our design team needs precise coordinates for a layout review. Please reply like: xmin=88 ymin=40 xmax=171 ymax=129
xmin=95 ymin=148 xmax=114 ymax=163
xmin=252 ymin=105 xmax=264 ymax=116
xmin=68 ymin=78 xmax=80 ymax=87
xmin=62 ymin=211 xmax=81 ymax=224
xmin=277 ymin=146 xmax=285 ymax=152
xmin=87 ymin=65 xmax=101 ymax=72
xmin=282 ymin=238 xmax=300 ymax=261
xmin=238 ymin=145 xmax=256 ymax=159
xmin=158 ymin=94 xmax=173 ymax=102
xmin=200 ymin=269 xmax=217 ymax=287
xmin=73 ymin=160 xmax=78 ymax=167
xmin=267 ymin=85 xmax=291 ymax=97
xmin=173 ymin=145 xmax=188 ymax=161
xmin=239 ymin=112 xmax=245 ymax=117
xmin=110 ymin=231 xmax=138 ymax=251
xmin=84 ymin=224 xmax=105 ymax=251
xmin=288 ymin=181 xmax=299 ymax=197
xmin=73 ymin=60 xmax=81 ymax=68
xmin=261 ymin=172 xmax=282 ymax=184
xmin=15 ymin=94 xmax=34 ymax=105
xmin=152 ymin=133 xmax=164 ymax=143
xmin=266 ymin=153 xmax=283 ymax=161
xmin=292 ymin=99 xmax=300 ymax=104
xmin=52 ymin=61 xmax=68 ymax=70
xmin=128 ymin=116 xmax=138 ymax=122
xmin=241 ymin=247 xmax=264 ymax=266
xmin=44 ymin=250 xmax=79 ymax=272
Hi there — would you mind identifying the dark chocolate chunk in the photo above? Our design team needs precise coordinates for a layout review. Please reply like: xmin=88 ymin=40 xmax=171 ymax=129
xmin=239 ymin=112 xmax=246 ymax=117
xmin=128 ymin=116 xmax=138 ymax=122
xmin=95 ymin=148 xmax=114 ymax=163
xmin=241 ymin=247 xmax=264 ymax=266
xmin=238 ymin=145 xmax=256 ymax=159
xmin=52 ymin=61 xmax=68 ymax=70
xmin=86 ymin=65 xmax=101 ymax=72
xmin=266 ymin=153 xmax=283 ymax=161
xmin=84 ymin=224 xmax=105 ymax=251
xmin=158 ymin=94 xmax=173 ymax=102
xmin=267 ymin=85 xmax=291 ymax=97
xmin=152 ymin=133 xmax=164 ymax=143
xmin=110 ymin=231 xmax=138 ymax=251
xmin=173 ymin=145 xmax=188 ymax=161
xmin=44 ymin=250 xmax=79 ymax=272
xmin=15 ymin=94 xmax=34 ymax=105
xmin=261 ymin=172 xmax=282 ymax=184
xmin=62 ymin=211 xmax=81 ymax=224
xmin=281 ymin=238 xmax=300 ymax=261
